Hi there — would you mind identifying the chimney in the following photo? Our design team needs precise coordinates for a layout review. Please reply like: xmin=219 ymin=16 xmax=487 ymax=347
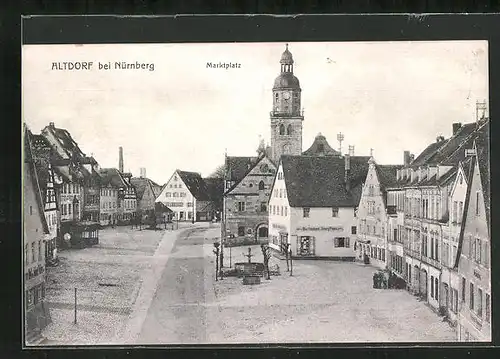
xmin=403 ymin=151 xmax=410 ymax=166
xmin=49 ymin=122 xmax=55 ymax=128
xmin=452 ymin=123 xmax=462 ymax=135
xmin=140 ymin=167 xmax=146 ymax=178
xmin=119 ymin=147 xmax=124 ymax=173
xmin=345 ymin=154 xmax=351 ymax=191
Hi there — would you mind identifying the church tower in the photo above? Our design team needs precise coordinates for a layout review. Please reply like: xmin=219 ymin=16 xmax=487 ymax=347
xmin=270 ymin=44 xmax=304 ymax=164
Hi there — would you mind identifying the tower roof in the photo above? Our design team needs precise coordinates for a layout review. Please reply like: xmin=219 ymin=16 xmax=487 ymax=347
xmin=302 ymin=133 xmax=341 ymax=156
xmin=280 ymin=44 xmax=294 ymax=64
xmin=273 ymin=44 xmax=300 ymax=90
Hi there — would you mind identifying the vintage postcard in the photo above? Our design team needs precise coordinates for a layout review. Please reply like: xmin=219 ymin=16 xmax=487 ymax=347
xmin=22 ymin=39 xmax=490 ymax=346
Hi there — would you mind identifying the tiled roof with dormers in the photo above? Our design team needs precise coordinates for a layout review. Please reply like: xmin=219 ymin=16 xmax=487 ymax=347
xmin=281 ymin=155 xmax=369 ymax=208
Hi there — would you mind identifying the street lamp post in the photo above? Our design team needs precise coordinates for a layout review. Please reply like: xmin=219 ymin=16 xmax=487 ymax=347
xmin=213 ymin=242 xmax=220 ymax=281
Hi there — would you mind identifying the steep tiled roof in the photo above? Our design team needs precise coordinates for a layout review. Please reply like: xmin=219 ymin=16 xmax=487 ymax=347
xmin=375 ymin=165 xmax=401 ymax=190
xmin=204 ymin=177 xmax=224 ymax=202
xmin=155 ymin=202 xmax=173 ymax=213
xmin=178 ymin=170 xmax=210 ymax=201
xmin=302 ymin=133 xmax=341 ymax=156
xmin=348 ymin=156 xmax=371 ymax=206
xmin=410 ymin=141 xmax=443 ymax=168
xmin=411 ymin=122 xmax=481 ymax=168
xmin=99 ymin=168 xmax=128 ymax=189
xmin=130 ymin=177 xmax=148 ymax=200
xmin=281 ymin=155 xmax=368 ymax=208
xmin=226 ymin=156 xmax=258 ymax=183
xmin=24 ymin=126 xmax=50 ymax=233
xmin=475 ymin=122 xmax=490 ymax=228
xmin=130 ymin=177 xmax=162 ymax=201
xmin=45 ymin=124 xmax=86 ymax=159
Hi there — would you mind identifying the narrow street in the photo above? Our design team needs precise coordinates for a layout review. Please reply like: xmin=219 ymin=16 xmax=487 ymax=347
xmin=136 ymin=227 xmax=214 ymax=344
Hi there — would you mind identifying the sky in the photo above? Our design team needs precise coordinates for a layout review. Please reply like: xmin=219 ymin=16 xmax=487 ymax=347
xmin=22 ymin=41 xmax=488 ymax=185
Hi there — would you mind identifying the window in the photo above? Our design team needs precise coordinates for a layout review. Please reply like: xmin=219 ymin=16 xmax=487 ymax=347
xmin=173 ymin=192 xmax=178 ymax=197
xmin=31 ymin=242 xmax=35 ymax=263
xmin=303 ymin=208 xmax=310 ymax=218
xmin=284 ymin=207 xmax=287 ymax=216
xmin=458 ymin=201 xmax=463 ymax=223
xmin=332 ymin=207 xmax=339 ymax=217
xmin=431 ymin=276 xmax=434 ymax=299
xmin=279 ymin=124 xmax=285 ymax=135
xmin=470 ymin=282 xmax=474 ymax=310
xmin=452 ymin=201 xmax=458 ymax=223
xmin=260 ymin=202 xmax=267 ymax=212
xmin=238 ymin=226 xmax=245 ymax=236
xmin=24 ymin=245 xmax=28 ymax=264
xmin=352 ymin=226 xmax=357 ymax=235
xmin=334 ymin=237 xmax=350 ymax=248
xmin=258 ymin=181 xmax=265 ymax=190
xmin=280 ymin=206 xmax=284 ymax=216
xmin=477 ymin=288 xmax=483 ymax=317
xmin=435 ymin=277 xmax=439 ymax=301
xmin=29 ymin=206 xmax=33 ymax=216
xmin=38 ymin=241 xmax=42 ymax=261
xmin=238 ymin=202 xmax=245 ymax=212
xmin=180 ymin=193 xmax=186 ymax=197
xmin=475 ymin=191 xmax=480 ymax=216
xmin=486 ymin=293 xmax=490 ymax=323
xmin=461 ymin=277 xmax=466 ymax=302
xmin=287 ymin=124 xmax=293 ymax=135
xmin=435 ymin=237 xmax=439 ymax=261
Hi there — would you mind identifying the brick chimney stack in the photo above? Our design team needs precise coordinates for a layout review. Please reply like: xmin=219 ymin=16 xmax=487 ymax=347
xmin=119 ymin=147 xmax=124 ymax=173
xmin=345 ymin=154 xmax=351 ymax=191
xmin=140 ymin=167 xmax=146 ymax=178
xmin=404 ymin=151 xmax=411 ymax=166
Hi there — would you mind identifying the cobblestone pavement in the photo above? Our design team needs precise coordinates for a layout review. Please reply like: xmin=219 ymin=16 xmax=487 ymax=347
xmin=41 ymin=223 xmax=204 ymax=345
xmin=135 ymin=227 xmax=456 ymax=344
xmin=42 ymin=224 xmax=457 ymax=345
xmin=208 ymin=245 xmax=457 ymax=343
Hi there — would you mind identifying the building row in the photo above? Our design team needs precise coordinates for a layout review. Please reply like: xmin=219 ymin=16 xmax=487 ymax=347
xmin=219 ymin=45 xmax=490 ymax=342
xmin=25 ymin=122 xmax=171 ymax=253
xmin=356 ymin=116 xmax=490 ymax=342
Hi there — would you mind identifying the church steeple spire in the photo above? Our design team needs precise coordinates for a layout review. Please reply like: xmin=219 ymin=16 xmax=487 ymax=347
xmin=280 ymin=44 xmax=294 ymax=73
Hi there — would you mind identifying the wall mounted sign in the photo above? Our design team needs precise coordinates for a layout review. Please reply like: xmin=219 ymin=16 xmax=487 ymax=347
xmin=296 ymin=226 xmax=344 ymax=232
xmin=272 ymin=223 xmax=287 ymax=230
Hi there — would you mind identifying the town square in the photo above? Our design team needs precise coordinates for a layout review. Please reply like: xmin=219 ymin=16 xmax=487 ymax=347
xmin=22 ymin=41 xmax=490 ymax=345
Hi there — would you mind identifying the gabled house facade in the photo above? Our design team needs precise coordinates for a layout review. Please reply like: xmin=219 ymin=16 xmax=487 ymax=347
xmin=269 ymin=155 xmax=368 ymax=259
xmin=28 ymin=131 xmax=60 ymax=265
xmin=385 ymin=118 xmax=489 ymax=316
xmin=456 ymin=129 xmax=490 ymax=342
xmin=223 ymin=154 xmax=277 ymax=240
xmin=23 ymin=127 xmax=51 ymax=341
xmin=157 ymin=170 xmax=219 ymax=222
xmin=440 ymin=158 xmax=471 ymax=325
xmin=80 ymin=157 xmax=101 ymax=223
xmin=130 ymin=176 xmax=160 ymax=214
xmin=120 ymin=172 xmax=137 ymax=223
xmin=356 ymin=158 xmax=401 ymax=270
xmin=98 ymin=168 xmax=126 ymax=226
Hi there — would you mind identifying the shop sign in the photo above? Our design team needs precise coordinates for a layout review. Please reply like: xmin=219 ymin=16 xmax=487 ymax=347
xmin=272 ymin=223 xmax=287 ymax=230
xmin=296 ymin=226 xmax=343 ymax=232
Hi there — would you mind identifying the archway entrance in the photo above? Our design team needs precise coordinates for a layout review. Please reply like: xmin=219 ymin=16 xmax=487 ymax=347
xmin=255 ymin=224 xmax=268 ymax=239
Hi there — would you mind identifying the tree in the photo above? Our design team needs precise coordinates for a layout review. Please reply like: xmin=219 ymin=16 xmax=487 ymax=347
xmin=209 ymin=164 xmax=226 ymax=179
